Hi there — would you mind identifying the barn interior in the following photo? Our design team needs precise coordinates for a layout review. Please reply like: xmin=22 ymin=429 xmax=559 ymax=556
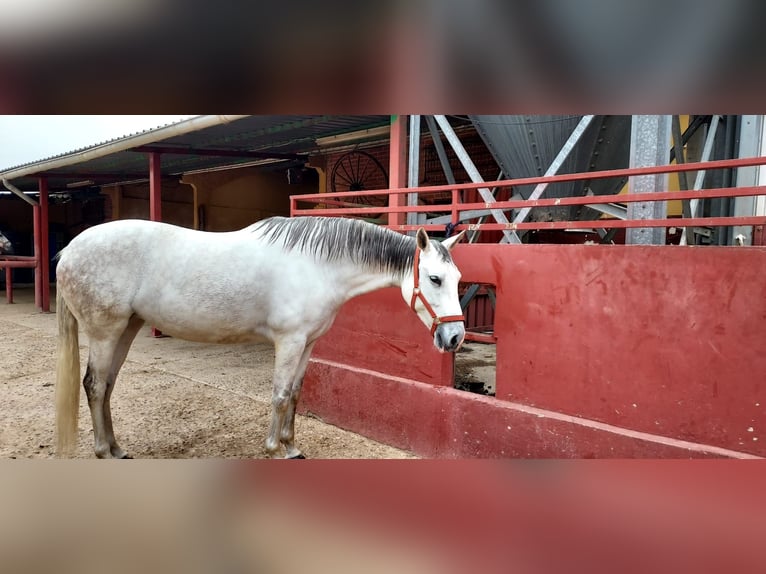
xmin=1 ymin=114 xmax=765 ymax=460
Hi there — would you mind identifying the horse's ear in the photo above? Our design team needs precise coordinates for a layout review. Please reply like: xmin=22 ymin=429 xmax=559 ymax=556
xmin=416 ymin=228 xmax=430 ymax=251
xmin=441 ymin=230 xmax=465 ymax=252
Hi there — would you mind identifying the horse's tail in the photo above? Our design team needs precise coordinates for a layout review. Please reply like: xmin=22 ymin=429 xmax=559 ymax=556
xmin=55 ymin=286 xmax=81 ymax=457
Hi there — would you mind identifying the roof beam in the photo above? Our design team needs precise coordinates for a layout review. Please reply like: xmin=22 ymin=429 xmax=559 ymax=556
xmin=130 ymin=145 xmax=306 ymax=161
xmin=36 ymin=172 xmax=150 ymax=180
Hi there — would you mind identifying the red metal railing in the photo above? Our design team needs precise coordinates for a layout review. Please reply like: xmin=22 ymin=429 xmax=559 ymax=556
xmin=291 ymin=155 xmax=766 ymax=344
xmin=291 ymin=155 xmax=766 ymax=234
xmin=0 ymin=256 xmax=37 ymax=304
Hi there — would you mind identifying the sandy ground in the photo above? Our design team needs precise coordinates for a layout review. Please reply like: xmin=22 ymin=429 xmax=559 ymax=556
xmin=0 ymin=287 xmax=419 ymax=459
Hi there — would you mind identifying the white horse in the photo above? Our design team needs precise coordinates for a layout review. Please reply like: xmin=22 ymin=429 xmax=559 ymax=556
xmin=0 ymin=229 xmax=12 ymax=255
xmin=55 ymin=216 xmax=465 ymax=459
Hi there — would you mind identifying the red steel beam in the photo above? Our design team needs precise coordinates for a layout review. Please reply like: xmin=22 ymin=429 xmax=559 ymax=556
xmin=388 ymin=115 xmax=407 ymax=227
xmin=1 ymin=258 xmax=36 ymax=305
xmin=464 ymin=331 xmax=497 ymax=344
xmin=294 ymin=185 xmax=766 ymax=215
xmin=149 ymin=152 xmax=162 ymax=222
xmin=294 ymin=189 xmax=766 ymax=218
xmin=389 ymin=216 xmax=766 ymax=233
xmin=0 ymin=258 xmax=37 ymax=304
xmin=33 ymin=204 xmax=41 ymax=309
xmin=292 ymin=184 xmax=766 ymax=233
xmin=39 ymin=177 xmax=50 ymax=312
xmin=305 ymin=198 xmax=388 ymax=209
xmin=0 ymin=259 xmax=37 ymax=267
xmin=455 ymin=185 xmax=766 ymax=210
xmin=148 ymin=152 xmax=163 ymax=337
xmin=4 ymin=267 xmax=11 ymax=304
xmin=294 ymin=180 xmax=766 ymax=206
xmin=0 ymin=255 xmax=37 ymax=263
xmin=0 ymin=258 xmax=31 ymax=304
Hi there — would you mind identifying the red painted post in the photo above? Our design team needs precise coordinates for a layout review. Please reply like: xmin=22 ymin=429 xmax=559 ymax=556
xmin=388 ymin=115 xmax=407 ymax=228
xmin=149 ymin=152 xmax=162 ymax=222
xmin=753 ymin=225 xmax=765 ymax=246
xmin=149 ymin=152 xmax=164 ymax=337
xmin=5 ymin=267 xmax=12 ymax=304
xmin=39 ymin=177 xmax=50 ymax=312
xmin=451 ymin=188 xmax=459 ymax=227
xmin=33 ymin=204 xmax=41 ymax=310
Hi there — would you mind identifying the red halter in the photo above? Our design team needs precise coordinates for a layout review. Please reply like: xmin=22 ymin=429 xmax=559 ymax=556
xmin=409 ymin=247 xmax=465 ymax=336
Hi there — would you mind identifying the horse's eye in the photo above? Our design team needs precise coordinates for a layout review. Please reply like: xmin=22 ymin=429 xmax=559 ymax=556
xmin=429 ymin=275 xmax=442 ymax=286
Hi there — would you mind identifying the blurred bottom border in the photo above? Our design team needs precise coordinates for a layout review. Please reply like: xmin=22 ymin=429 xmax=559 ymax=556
xmin=0 ymin=459 xmax=763 ymax=574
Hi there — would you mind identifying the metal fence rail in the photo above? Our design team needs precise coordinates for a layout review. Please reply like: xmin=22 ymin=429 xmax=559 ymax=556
xmin=0 ymin=256 xmax=37 ymax=304
xmin=291 ymin=155 xmax=766 ymax=236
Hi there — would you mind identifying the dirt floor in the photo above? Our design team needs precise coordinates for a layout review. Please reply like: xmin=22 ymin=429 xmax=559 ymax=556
xmin=0 ymin=287 xmax=422 ymax=459
xmin=0 ymin=286 xmax=498 ymax=459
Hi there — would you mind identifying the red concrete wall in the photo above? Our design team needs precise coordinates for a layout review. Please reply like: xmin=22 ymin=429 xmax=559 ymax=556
xmin=311 ymin=289 xmax=453 ymax=387
xmin=301 ymin=244 xmax=766 ymax=458
xmin=463 ymin=244 xmax=766 ymax=456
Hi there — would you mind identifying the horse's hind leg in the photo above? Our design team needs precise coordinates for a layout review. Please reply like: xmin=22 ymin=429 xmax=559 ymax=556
xmin=83 ymin=315 xmax=143 ymax=459
xmin=83 ymin=337 xmax=122 ymax=458
xmin=103 ymin=314 xmax=145 ymax=458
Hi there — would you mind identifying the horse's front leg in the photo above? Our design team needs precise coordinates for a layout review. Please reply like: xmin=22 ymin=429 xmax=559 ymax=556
xmin=265 ymin=336 xmax=308 ymax=458
xmin=278 ymin=341 xmax=316 ymax=459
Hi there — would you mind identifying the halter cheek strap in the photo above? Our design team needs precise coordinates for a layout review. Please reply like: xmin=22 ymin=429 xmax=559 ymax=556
xmin=409 ymin=247 xmax=465 ymax=336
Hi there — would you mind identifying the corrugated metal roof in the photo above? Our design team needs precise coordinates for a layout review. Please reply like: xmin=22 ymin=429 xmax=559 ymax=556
xmin=0 ymin=117 xmax=196 ymax=172
xmin=0 ymin=115 xmax=390 ymax=192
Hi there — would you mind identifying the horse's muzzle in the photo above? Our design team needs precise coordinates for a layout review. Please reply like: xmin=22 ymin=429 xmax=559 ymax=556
xmin=434 ymin=321 xmax=466 ymax=353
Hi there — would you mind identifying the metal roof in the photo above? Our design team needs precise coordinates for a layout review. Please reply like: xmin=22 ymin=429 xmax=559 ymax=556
xmin=0 ymin=115 xmax=391 ymax=192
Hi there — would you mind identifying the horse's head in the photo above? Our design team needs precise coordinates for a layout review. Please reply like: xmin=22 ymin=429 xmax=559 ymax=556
xmin=0 ymin=230 xmax=12 ymax=255
xmin=401 ymin=228 xmax=466 ymax=353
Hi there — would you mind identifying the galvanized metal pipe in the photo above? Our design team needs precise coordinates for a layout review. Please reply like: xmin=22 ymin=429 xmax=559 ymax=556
xmin=626 ymin=115 xmax=672 ymax=245
xmin=1 ymin=179 xmax=38 ymax=206
xmin=407 ymin=115 xmax=422 ymax=227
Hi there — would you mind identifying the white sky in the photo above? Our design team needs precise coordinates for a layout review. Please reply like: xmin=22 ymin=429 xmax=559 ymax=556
xmin=0 ymin=115 xmax=196 ymax=170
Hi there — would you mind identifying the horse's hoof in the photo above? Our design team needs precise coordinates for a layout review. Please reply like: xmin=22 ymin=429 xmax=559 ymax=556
xmin=288 ymin=454 xmax=306 ymax=459
xmin=120 ymin=454 xmax=133 ymax=459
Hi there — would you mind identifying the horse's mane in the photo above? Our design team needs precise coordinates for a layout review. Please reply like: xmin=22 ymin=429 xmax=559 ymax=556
xmin=254 ymin=216 xmax=441 ymax=277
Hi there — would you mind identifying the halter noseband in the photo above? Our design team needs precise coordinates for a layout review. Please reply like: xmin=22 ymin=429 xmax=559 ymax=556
xmin=409 ymin=247 xmax=465 ymax=336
